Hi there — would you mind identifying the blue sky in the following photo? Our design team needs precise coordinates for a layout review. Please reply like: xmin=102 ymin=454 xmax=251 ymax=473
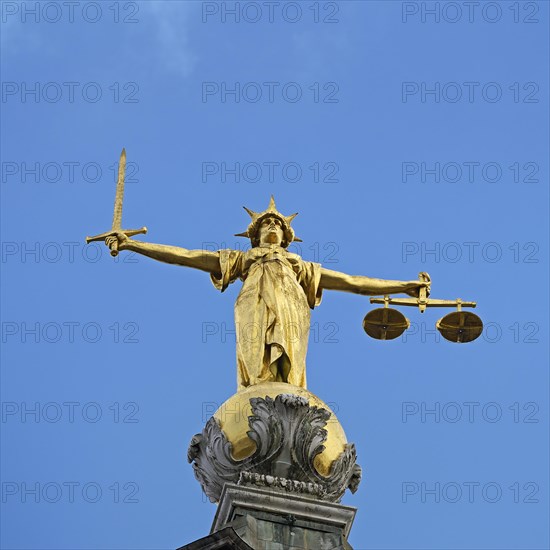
xmin=1 ymin=1 xmax=549 ymax=549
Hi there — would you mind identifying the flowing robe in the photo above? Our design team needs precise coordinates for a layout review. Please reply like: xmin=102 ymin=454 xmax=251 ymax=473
xmin=210 ymin=245 xmax=323 ymax=390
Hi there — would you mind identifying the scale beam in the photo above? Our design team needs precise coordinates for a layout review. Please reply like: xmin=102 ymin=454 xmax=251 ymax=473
xmin=370 ymin=297 xmax=477 ymax=309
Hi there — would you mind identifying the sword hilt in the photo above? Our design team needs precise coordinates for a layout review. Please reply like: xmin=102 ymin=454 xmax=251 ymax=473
xmin=85 ymin=227 xmax=148 ymax=258
xmin=110 ymin=239 xmax=119 ymax=257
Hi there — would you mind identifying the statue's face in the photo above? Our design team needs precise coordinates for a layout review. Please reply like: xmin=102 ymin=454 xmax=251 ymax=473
xmin=258 ymin=216 xmax=284 ymax=246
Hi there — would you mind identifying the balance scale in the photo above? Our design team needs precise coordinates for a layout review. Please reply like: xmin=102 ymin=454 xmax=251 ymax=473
xmin=363 ymin=272 xmax=483 ymax=343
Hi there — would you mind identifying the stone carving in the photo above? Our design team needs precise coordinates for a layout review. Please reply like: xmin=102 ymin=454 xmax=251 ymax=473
xmin=238 ymin=472 xmax=328 ymax=498
xmin=188 ymin=394 xmax=362 ymax=503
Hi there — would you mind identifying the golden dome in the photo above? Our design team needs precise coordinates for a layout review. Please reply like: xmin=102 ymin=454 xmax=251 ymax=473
xmin=214 ymin=381 xmax=348 ymax=477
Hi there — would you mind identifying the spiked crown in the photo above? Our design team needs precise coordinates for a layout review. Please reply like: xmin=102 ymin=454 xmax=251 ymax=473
xmin=235 ymin=196 xmax=302 ymax=248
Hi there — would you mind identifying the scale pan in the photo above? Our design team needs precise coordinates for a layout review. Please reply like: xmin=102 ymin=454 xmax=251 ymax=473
xmin=363 ymin=308 xmax=410 ymax=340
xmin=436 ymin=311 xmax=483 ymax=343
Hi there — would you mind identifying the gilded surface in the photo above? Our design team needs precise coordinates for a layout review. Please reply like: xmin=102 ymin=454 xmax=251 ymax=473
xmin=86 ymin=149 xmax=147 ymax=256
xmin=99 ymin=193 xmax=429 ymax=390
xmin=213 ymin=382 xmax=348 ymax=477
xmin=211 ymin=246 xmax=321 ymax=389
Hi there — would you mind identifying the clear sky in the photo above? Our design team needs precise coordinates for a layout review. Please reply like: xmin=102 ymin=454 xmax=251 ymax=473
xmin=1 ymin=1 xmax=549 ymax=549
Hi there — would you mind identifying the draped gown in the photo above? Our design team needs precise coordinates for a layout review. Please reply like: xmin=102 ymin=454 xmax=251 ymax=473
xmin=210 ymin=245 xmax=323 ymax=390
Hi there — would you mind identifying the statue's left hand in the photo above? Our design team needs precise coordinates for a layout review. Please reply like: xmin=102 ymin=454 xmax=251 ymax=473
xmin=405 ymin=280 xmax=430 ymax=298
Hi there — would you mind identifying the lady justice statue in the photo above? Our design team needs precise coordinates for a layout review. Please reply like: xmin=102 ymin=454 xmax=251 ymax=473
xmin=104 ymin=195 xmax=428 ymax=391
xmin=87 ymin=150 xmax=436 ymax=520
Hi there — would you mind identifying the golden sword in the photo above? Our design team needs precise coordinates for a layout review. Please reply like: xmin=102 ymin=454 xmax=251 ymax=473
xmin=85 ymin=148 xmax=147 ymax=257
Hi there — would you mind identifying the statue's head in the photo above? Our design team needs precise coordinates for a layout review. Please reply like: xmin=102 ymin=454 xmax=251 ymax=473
xmin=257 ymin=215 xmax=285 ymax=247
xmin=235 ymin=196 xmax=302 ymax=248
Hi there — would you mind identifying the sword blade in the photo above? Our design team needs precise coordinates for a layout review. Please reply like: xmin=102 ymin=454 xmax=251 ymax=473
xmin=112 ymin=148 xmax=126 ymax=230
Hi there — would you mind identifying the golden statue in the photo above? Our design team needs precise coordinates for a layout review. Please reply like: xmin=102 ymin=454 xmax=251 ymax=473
xmin=88 ymin=151 xmax=429 ymax=390
xmin=87 ymin=150 xmax=484 ymax=510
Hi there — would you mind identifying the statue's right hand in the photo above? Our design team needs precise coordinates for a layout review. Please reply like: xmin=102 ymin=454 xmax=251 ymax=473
xmin=105 ymin=231 xmax=129 ymax=250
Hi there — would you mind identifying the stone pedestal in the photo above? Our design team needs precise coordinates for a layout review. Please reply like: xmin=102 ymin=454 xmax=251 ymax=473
xmin=179 ymin=484 xmax=356 ymax=550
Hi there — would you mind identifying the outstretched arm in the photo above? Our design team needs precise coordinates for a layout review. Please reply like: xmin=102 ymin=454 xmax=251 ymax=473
xmin=320 ymin=267 xmax=428 ymax=297
xmin=107 ymin=232 xmax=221 ymax=276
